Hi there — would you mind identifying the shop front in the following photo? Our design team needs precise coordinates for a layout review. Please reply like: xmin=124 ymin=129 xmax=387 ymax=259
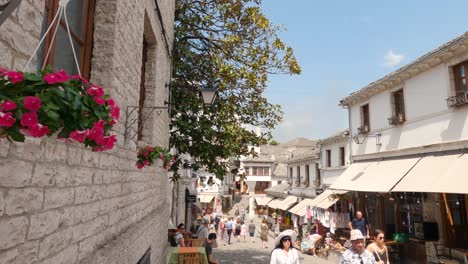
xmin=330 ymin=152 xmax=468 ymax=263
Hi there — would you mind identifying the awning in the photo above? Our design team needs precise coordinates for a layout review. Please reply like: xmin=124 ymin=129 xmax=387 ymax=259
xmin=199 ymin=195 xmax=215 ymax=203
xmin=265 ymin=182 xmax=289 ymax=194
xmin=255 ymin=197 xmax=273 ymax=206
xmin=288 ymin=198 xmax=315 ymax=216
xmin=267 ymin=198 xmax=283 ymax=209
xmin=392 ymin=154 xmax=468 ymax=194
xmin=330 ymin=157 xmax=421 ymax=192
xmin=276 ymin=196 xmax=298 ymax=211
xmin=312 ymin=190 xmax=347 ymax=209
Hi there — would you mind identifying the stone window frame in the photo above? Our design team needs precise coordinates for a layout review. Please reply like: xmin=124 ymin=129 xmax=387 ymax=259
xmin=43 ymin=0 xmax=96 ymax=80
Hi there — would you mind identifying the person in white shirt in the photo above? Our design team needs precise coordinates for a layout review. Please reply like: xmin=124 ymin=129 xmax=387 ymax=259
xmin=175 ymin=223 xmax=185 ymax=247
xmin=270 ymin=230 xmax=300 ymax=264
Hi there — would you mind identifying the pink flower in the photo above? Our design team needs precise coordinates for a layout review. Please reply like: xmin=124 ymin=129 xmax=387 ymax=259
xmin=88 ymin=120 xmax=105 ymax=144
xmin=86 ymin=86 xmax=104 ymax=97
xmin=160 ymin=153 xmax=164 ymax=160
xmin=43 ymin=70 xmax=69 ymax=84
xmin=23 ymin=96 xmax=41 ymax=111
xmin=0 ymin=112 xmax=16 ymax=127
xmin=136 ymin=163 xmax=144 ymax=169
xmin=148 ymin=147 xmax=154 ymax=152
xmin=109 ymin=106 xmax=120 ymax=120
xmin=28 ymin=123 xmax=50 ymax=137
xmin=6 ymin=71 xmax=24 ymax=83
xmin=105 ymin=98 xmax=115 ymax=107
xmin=144 ymin=160 xmax=150 ymax=166
xmin=1 ymin=101 xmax=16 ymax=111
xmin=143 ymin=151 xmax=149 ymax=157
xmin=0 ymin=68 xmax=7 ymax=76
xmin=69 ymin=129 xmax=89 ymax=143
xmin=94 ymin=97 xmax=105 ymax=105
xmin=71 ymin=75 xmax=89 ymax=84
xmin=108 ymin=119 xmax=117 ymax=125
xmin=20 ymin=112 xmax=38 ymax=127
xmin=101 ymin=135 xmax=117 ymax=150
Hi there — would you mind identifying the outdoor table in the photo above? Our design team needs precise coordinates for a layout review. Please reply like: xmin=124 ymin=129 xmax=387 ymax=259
xmin=168 ymin=247 xmax=208 ymax=264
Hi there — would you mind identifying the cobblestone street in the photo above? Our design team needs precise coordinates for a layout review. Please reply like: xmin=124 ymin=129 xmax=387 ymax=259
xmin=213 ymin=216 xmax=341 ymax=264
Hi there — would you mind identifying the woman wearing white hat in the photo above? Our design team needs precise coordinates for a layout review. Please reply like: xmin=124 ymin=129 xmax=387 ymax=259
xmin=270 ymin=230 xmax=300 ymax=264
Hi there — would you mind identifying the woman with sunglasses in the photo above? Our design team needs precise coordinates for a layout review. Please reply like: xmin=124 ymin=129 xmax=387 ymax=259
xmin=366 ymin=229 xmax=389 ymax=264
xmin=270 ymin=230 xmax=300 ymax=264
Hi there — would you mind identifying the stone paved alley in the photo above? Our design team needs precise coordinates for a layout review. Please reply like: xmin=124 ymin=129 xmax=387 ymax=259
xmin=213 ymin=215 xmax=340 ymax=264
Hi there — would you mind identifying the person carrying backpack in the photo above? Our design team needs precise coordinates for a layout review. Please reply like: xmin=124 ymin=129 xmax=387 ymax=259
xmin=171 ymin=223 xmax=185 ymax=247
xmin=197 ymin=218 xmax=210 ymax=242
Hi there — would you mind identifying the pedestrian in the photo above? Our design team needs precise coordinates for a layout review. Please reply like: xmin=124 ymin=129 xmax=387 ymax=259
xmin=174 ymin=223 xmax=186 ymax=247
xmin=214 ymin=215 xmax=220 ymax=234
xmin=260 ymin=218 xmax=269 ymax=248
xmin=308 ymin=232 xmax=323 ymax=256
xmin=366 ymin=229 xmax=389 ymax=264
xmin=235 ymin=219 xmax=241 ymax=242
xmin=340 ymin=229 xmax=376 ymax=264
xmin=197 ymin=218 xmax=210 ymax=242
xmin=348 ymin=211 xmax=370 ymax=246
xmin=219 ymin=218 xmax=225 ymax=237
xmin=248 ymin=220 xmax=256 ymax=243
xmin=270 ymin=229 xmax=300 ymax=264
xmin=226 ymin=217 xmax=234 ymax=245
xmin=205 ymin=233 xmax=220 ymax=264
xmin=240 ymin=221 xmax=247 ymax=242
xmin=235 ymin=206 xmax=240 ymax=218
xmin=242 ymin=206 xmax=246 ymax=220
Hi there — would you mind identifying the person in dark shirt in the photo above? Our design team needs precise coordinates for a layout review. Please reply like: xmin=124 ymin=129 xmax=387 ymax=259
xmin=205 ymin=233 xmax=219 ymax=264
xmin=348 ymin=211 xmax=370 ymax=245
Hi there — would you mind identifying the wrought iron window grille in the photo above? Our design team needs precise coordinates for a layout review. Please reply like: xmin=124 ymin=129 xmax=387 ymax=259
xmin=447 ymin=92 xmax=468 ymax=107
xmin=388 ymin=113 xmax=405 ymax=125
xmin=123 ymin=104 xmax=170 ymax=145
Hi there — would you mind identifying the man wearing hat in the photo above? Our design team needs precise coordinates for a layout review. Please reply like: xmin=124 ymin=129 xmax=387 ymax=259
xmin=340 ymin=229 xmax=376 ymax=264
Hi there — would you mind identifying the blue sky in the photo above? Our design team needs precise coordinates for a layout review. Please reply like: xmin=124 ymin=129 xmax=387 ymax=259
xmin=261 ymin=1 xmax=468 ymax=142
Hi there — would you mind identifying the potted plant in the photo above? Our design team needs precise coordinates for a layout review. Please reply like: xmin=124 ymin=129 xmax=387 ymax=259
xmin=136 ymin=145 xmax=175 ymax=169
xmin=0 ymin=68 xmax=119 ymax=151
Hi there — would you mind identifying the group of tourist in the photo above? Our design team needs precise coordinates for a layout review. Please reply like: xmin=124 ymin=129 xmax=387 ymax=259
xmin=269 ymin=211 xmax=390 ymax=264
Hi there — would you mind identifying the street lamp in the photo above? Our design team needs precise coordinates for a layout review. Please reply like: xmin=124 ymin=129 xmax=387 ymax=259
xmin=352 ymin=132 xmax=382 ymax=147
xmin=200 ymin=87 xmax=217 ymax=106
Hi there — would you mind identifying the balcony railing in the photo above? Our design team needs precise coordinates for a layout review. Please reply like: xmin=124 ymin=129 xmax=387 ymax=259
xmin=447 ymin=93 xmax=468 ymax=107
xmin=388 ymin=114 xmax=405 ymax=125
xmin=357 ymin=125 xmax=370 ymax=134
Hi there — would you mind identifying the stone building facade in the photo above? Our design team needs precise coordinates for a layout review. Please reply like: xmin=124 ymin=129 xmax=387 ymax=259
xmin=0 ymin=0 xmax=175 ymax=263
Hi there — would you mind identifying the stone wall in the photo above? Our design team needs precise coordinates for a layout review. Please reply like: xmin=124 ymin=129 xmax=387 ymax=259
xmin=0 ymin=0 xmax=175 ymax=263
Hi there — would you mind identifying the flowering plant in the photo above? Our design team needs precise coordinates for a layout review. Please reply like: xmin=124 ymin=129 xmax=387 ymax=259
xmin=0 ymin=68 xmax=119 ymax=151
xmin=136 ymin=146 xmax=175 ymax=170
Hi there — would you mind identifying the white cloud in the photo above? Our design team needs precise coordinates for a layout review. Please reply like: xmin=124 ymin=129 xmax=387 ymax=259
xmin=384 ymin=50 xmax=405 ymax=67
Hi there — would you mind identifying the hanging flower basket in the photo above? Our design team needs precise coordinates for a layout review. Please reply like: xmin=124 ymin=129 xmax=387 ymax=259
xmin=0 ymin=68 xmax=120 ymax=152
xmin=136 ymin=146 xmax=175 ymax=170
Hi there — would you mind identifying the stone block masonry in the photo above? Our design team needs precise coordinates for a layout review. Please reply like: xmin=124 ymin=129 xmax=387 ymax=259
xmin=0 ymin=0 xmax=175 ymax=263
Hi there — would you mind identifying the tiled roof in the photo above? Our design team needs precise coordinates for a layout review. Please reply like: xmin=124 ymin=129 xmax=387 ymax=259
xmin=318 ymin=130 xmax=350 ymax=146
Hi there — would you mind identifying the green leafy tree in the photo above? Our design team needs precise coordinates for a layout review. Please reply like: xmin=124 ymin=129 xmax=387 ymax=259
xmin=170 ymin=0 xmax=301 ymax=180
xmin=269 ymin=139 xmax=280 ymax=146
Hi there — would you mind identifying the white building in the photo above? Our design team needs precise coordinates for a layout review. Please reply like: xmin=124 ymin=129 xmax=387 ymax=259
xmin=332 ymin=32 xmax=468 ymax=263
xmin=286 ymin=154 xmax=319 ymax=198
xmin=318 ymin=130 xmax=350 ymax=188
